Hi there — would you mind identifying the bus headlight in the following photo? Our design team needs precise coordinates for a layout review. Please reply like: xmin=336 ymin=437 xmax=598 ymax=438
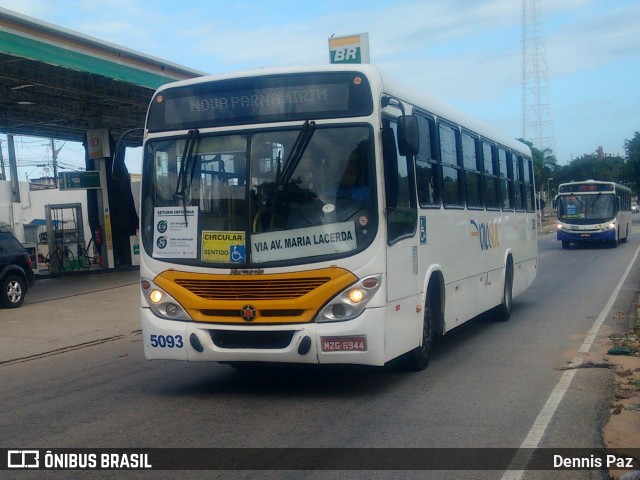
xmin=607 ymin=222 xmax=616 ymax=230
xmin=141 ymin=278 xmax=191 ymax=321
xmin=317 ymin=275 xmax=381 ymax=322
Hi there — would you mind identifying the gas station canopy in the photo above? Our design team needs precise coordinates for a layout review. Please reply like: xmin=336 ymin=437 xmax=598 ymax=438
xmin=0 ymin=7 xmax=205 ymax=147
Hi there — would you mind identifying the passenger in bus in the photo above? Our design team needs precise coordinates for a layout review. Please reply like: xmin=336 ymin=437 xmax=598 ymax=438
xmin=337 ymin=159 xmax=369 ymax=202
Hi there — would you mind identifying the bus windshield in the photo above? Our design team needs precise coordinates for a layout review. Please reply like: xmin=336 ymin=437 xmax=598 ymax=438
xmin=141 ymin=124 xmax=376 ymax=266
xmin=557 ymin=193 xmax=616 ymax=224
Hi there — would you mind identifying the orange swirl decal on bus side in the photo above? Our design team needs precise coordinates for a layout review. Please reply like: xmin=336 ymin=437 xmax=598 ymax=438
xmin=470 ymin=220 xmax=500 ymax=250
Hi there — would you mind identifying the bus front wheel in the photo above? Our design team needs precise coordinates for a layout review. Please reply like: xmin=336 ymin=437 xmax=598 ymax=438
xmin=621 ymin=225 xmax=629 ymax=243
xmin=400 ymin=289 xmax=436 ymax=372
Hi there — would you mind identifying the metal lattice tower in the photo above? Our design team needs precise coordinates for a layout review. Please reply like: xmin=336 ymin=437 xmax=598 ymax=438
xmin=522 ymin=0 xmax=556 ymax=155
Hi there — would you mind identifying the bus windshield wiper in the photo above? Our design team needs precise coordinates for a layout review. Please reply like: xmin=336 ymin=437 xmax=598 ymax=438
xmin=278 ymin=120 xmax=315 ymax=186
xmin=174 ymin=129 xmax=199 ymax=226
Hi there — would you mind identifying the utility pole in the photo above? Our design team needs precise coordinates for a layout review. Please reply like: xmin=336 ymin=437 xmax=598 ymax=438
xmin=0 ymin=139 xmax=6 ymax=180
xmin=50 ymin=138 xmax=62 ymax=188
xmin=7 ymin=134 xmax=21 ymax=203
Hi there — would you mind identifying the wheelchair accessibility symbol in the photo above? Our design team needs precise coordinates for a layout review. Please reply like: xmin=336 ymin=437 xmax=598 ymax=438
xmin=230 ymin=245 xmax=245 ymax=262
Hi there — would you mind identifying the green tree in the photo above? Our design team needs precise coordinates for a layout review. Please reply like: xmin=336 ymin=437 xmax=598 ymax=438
xmin=518 ymin=139 xmax=555 ymax=196
xmin=554 ymin=154 xmax=626 ymax=186
xmin=624 ymin=131 xmax=640 ymax=195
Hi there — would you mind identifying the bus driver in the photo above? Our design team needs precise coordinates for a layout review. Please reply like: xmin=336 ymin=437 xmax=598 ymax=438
xmin=337 ymin=159 xmax=369 ymax=202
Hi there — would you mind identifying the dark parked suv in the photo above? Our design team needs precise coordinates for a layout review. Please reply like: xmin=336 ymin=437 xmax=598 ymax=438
xmin=0 ymin=231 xmax=35 ymax=308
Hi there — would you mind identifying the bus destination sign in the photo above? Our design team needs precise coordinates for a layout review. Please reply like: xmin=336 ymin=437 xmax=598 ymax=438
xmin=148 ymin=73 xmax=373 ymax=131
xmin=558 ymin=183 xmax=614 ymax=193
xmin=180 ymin=84 xmax=346 ymax=117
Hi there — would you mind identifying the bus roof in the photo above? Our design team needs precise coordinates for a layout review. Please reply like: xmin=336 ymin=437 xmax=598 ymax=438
xmin=559 ymin=179 xmax=630 ymax=188
xmin=150 ymin=64 xmax=531 ymax=157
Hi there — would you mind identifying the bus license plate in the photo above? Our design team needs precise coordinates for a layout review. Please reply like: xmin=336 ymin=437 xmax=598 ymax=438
xmin=321 ymin=336 xmax=367 ymax=352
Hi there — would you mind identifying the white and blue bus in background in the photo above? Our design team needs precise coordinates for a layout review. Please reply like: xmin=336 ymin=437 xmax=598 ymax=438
xmin=139 ymin=65 xmax=538 ymax=371
xmin=556 ymin=180 xmax=631 ymax=248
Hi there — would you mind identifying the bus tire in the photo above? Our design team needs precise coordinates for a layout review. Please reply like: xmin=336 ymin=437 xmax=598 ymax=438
xmin=494 ymin=258 xmax=513 ymax=322
xmin=621 ymin=225 xmax=629 ymax=243
xmin=400 ymin=289 xmax=436 ymax=372
xmin=561 ymin=240 xmax=570 ymax=249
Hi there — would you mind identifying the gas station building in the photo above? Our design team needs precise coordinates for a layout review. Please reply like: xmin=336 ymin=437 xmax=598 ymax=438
xmin=0 ymin=7 xmax=205 ymax=273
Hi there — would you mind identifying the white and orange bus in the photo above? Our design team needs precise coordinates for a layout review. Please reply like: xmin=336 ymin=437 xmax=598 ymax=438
xmin=139 ymin=65 xmax=537 ymax=370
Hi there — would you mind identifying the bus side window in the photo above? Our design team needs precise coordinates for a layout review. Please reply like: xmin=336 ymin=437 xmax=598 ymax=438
xmin=482 ymin=141 xmax=500 ymax=209
xmin=523 ymin=156 xmax=535 ymax=212
xmin=415 ymin=114 xmax=440 ymax=207
xmin=498 ymin=148 xmax=513 ymax=210
xmin=462 ymin=131 xmax=482 ymax=209
xmin=439 ymin=122 xmax=463 ymax=208
xmin=512 ymin=154 xmax=523 ymax=211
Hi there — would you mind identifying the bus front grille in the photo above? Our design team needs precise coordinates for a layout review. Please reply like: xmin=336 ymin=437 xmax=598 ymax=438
xmin=175 ymin=277 xmax=330 ymax=300
xmin=202 ymin=309 xmax=304 ymax=318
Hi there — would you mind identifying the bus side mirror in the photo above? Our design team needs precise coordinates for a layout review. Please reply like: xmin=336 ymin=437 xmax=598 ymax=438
xmin=397 ymin=115 xmax=419 ymax=157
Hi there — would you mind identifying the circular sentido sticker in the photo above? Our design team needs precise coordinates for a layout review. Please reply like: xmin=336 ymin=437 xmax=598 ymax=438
xmin=358 ymin=216 xmax=368 ymax=227
xmin=322 ymin=204 xmax=336 ymax=213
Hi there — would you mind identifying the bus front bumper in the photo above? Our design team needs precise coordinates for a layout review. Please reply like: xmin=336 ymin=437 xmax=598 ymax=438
xmin=141 ymin=308 xmax=386 ymax=367
xmin=557 ymin=228 xmax=615 ymax=243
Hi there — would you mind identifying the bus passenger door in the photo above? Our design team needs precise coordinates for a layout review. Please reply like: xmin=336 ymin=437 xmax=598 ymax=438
xmin=382 ymin=120 xmax=420 ymax=359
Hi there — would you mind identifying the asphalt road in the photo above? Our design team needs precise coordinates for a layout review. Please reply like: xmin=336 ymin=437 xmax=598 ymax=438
xmin=1 ymin=223 xmax=639 ymax=480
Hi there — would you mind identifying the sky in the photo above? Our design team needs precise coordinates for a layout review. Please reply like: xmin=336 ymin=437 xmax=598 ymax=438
xmin=1 ymin=0 xmax=639 ymax=180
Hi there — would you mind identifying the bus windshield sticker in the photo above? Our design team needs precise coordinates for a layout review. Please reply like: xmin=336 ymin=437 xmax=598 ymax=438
xmin=152 ymin=207 xmax=198 ymax=258
xmin=202 ymin=231 xmax=245 ymax=263
xmin=251 ymin=222 xmax=357 ymax=262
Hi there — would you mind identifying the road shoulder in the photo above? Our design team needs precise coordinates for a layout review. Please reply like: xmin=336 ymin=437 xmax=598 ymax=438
xmin=603 ymin=295 xmax=640 ymax=480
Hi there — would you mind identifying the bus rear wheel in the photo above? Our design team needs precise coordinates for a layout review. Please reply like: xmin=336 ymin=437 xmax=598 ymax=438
xmin=494 ymin=260 xmax=513 ymax=322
